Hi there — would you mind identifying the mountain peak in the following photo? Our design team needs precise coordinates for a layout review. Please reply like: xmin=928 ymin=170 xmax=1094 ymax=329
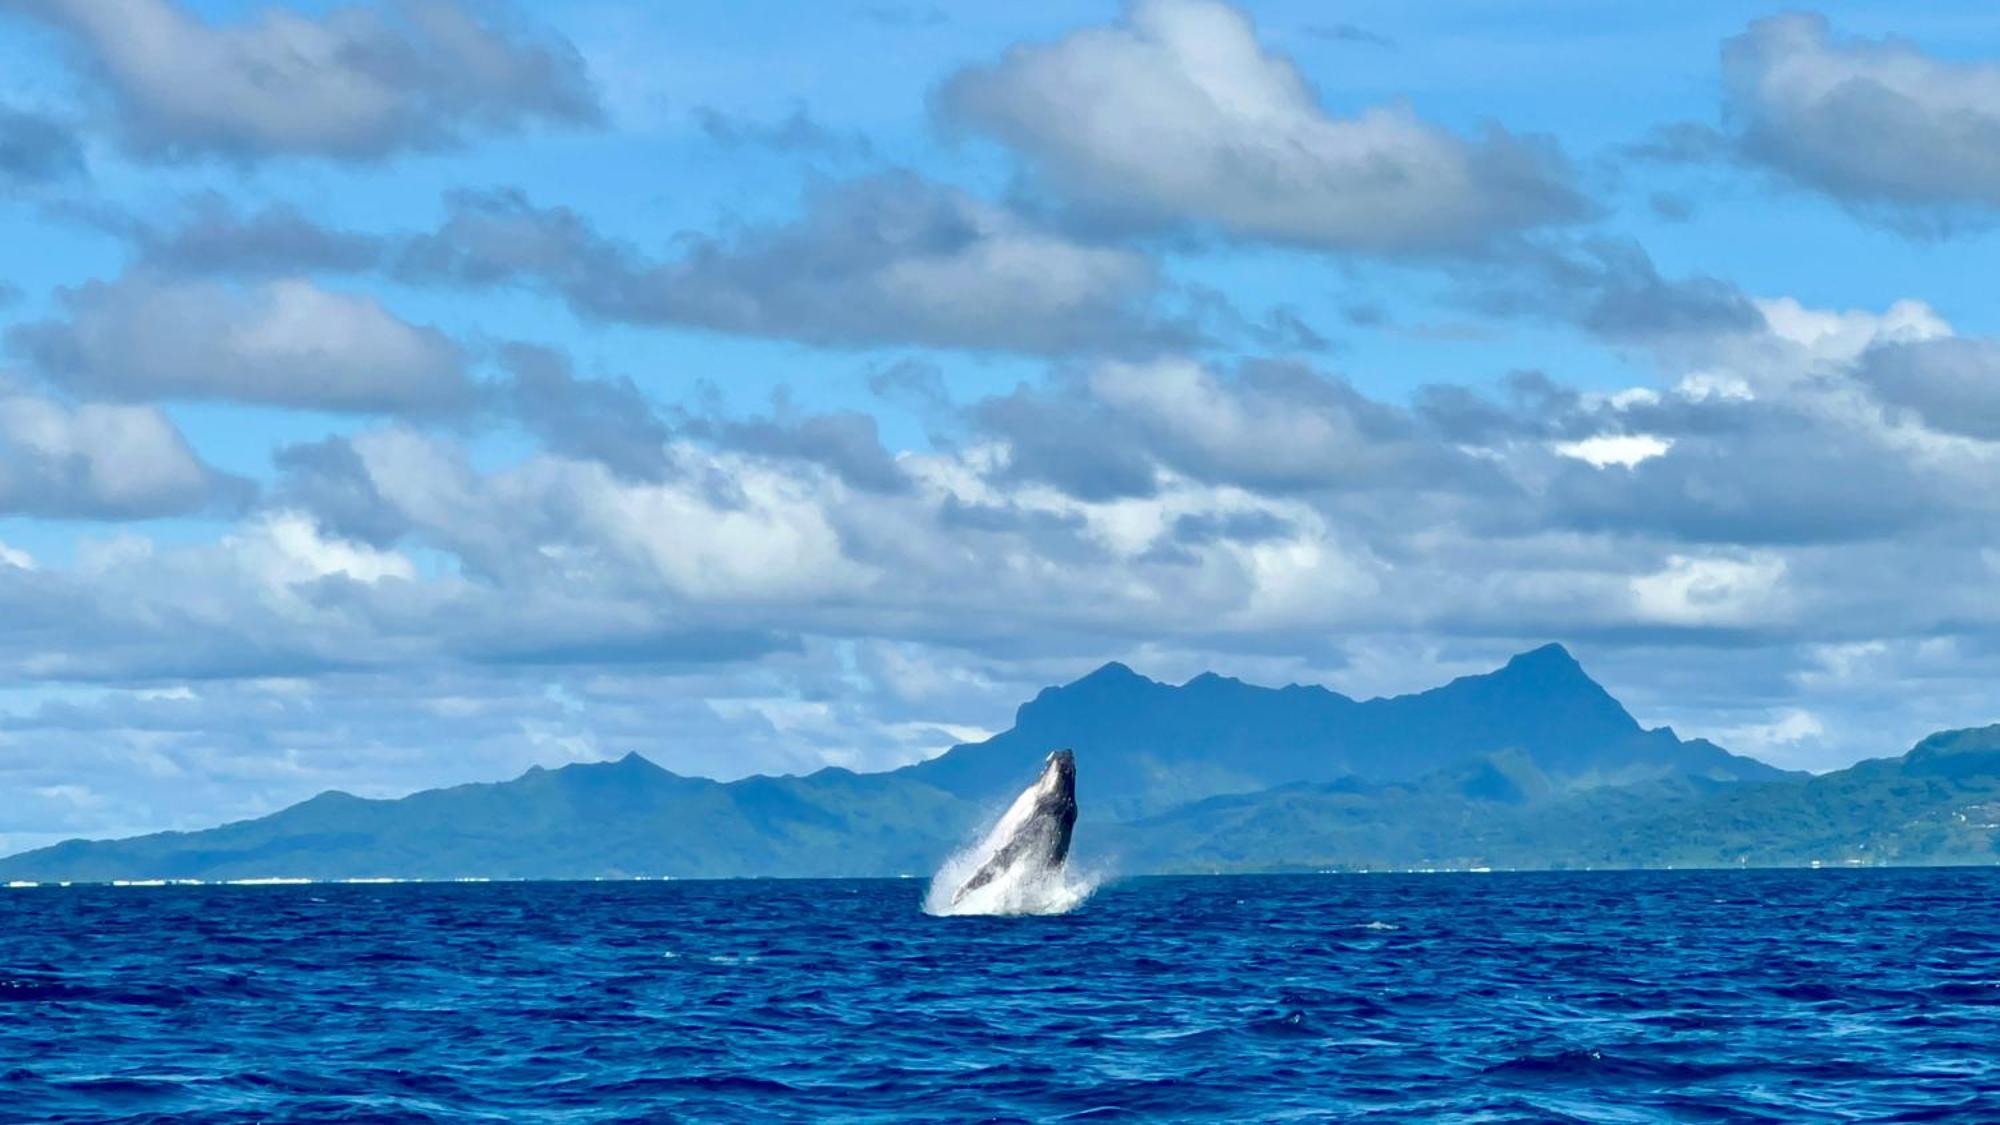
xmin=1482 ymin=643 xmax=1609 ymax=697
xmin=1503 ymin=642 xmax=1582 ymax=674
xmin=1078 ymin=660 xmax=1144 ymax=685
xmin=562 ymin=751 xmax=672 ymax=779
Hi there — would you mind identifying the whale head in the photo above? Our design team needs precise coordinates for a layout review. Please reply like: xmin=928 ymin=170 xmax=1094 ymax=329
xmin=1040 ymin=748 xmax=1076 ymax=796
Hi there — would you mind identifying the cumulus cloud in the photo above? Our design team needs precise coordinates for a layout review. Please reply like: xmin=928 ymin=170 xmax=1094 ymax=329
xmin=11 ymin=272 xmax=476 ymax=413
xmin=1721 ymin=13 xmax=2000 ymax=221
xmin=977 ymin=359 xmax=1485 ymax=500
xmin=11 ymin=0 xmax=602 ymax=161
xmin=939 ymin=0 xmax=1585 ymax=254
xmin=0 ymin=386 xmax=244 ymax=518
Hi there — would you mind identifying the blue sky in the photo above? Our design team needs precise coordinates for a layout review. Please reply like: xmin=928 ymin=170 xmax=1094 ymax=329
xmin=3 ymin=0 xmax=2000 ymax=852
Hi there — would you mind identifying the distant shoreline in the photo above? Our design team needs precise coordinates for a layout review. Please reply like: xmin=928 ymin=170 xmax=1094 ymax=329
xmin=11 ymin=864 xmax=2000 ymax=890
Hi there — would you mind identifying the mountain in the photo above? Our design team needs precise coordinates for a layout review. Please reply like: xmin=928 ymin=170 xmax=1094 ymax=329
xmin=1 ymin=755 xmax=977 ymax=882
xmin=1107 ymin=727 xmax=2000 ymax=872
xmin=0 ymin=643 xmax=1910 ymax=884
xmin=901 ymin=644 xmax=1785 ymax=820
xmin=1560 ymin=724 xmax=2000 ymax=868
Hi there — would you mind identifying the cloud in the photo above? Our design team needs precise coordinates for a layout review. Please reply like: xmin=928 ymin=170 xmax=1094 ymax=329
xmin=7 ymin=281 xmax=2000 ymax=833
xmin=396 ymin=176 xmax=1195 ymax=354
xmin=0 ymin=386 xmax=245 ymax=518
xmin=271 ymin=436 xmax=413 ymax=547
xmin=1721 ymin=13 xmax=2000 ymax=221
xmin=1628 ymin=552 xmax=1790 ymax=628
xmin=11 ymin=272 xmax=477 ymax=413
xmin=13 ymin=0 xmax=601 ymax=161
xmin=1858 ymin=337 xmax=2000 ymax=440
xmin=693 ymin=408 xmax=911 ymax=495
xmin=0 ymin=102 xmax=85 ymax=186
xmin=499 ymin=344 xmax=674 ymax=482
xmin=692 ymin=104 xmax=874 ymax=160
xmin=975 ymin=358 xmax=1486 ymax=501
xmin=1545 ymin=405 xmax=1946 ymax=545
xmin=86 ymin=179 xmax=1255 ymax=356
xmin=1466 ymin=239 xmax=1766 ymax=348
xmin=939 ymin=0 xmax=1585 ymax=254
xmin=1301 ymin=22 xmax=1396 ymax=50
xmin=120 ymin=194 xmax=386 ymax=274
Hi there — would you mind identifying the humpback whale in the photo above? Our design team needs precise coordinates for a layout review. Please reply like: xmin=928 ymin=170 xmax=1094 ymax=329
xmin=952 ymin=749 xmax=1077 ymax=905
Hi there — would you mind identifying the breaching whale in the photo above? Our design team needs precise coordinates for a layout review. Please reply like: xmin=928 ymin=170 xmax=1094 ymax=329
xmin=952 ymin=749 xmax=1077 ymax=905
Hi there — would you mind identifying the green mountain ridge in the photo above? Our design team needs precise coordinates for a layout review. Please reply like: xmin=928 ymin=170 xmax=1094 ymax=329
xmin=6 ymin=646 xmax=1995 ymax=882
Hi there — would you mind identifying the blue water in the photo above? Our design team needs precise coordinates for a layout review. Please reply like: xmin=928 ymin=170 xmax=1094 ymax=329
xmin=4 ymin=871 xmax=2000 ymax=1122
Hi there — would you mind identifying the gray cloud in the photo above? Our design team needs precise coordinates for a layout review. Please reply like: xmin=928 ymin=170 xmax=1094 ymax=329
xmin=1721 ymin=13 xmax=2000 ymax=221
xmin=396 ymin=176 xmax=1197 ymax=354
xmin=272 ymin=436 xmax=413 ymax=546
xmin=11 ymin=271 xmax=477 ymax=413
xmin=976 ymin=359 xmax=1487 ymax=501
xmin=1415 ymin=369 xmax=1586 ymax=445
xmin=1546 ymin=404 xmax=1944 ymax=545
xmin=13 ymin=0 xmax=601 ymax=162
xmin=1859 ymin=337 xmax=2000 ymax=439
xmin=866 ymin=358 xmax=950 ymax=412
xmin=1625 ymin=121 xmax=1732 ymax=165
xmin=939 ymin=0 xmax=1586 ymax=255
xmin=121 ymin=194 xmax=386 ymax=274
xmin=0 ymin=102 xmax=85 ymax=186
xmin=1647 ymin=192 xmax=1696 ymax=223
xmin=1301 ymin=23 xmax=1396 ymax=50
xmin=691 ymin=408 xmax=911 ymax=495
xmin=693 ymin=104 xmax=874 ymax=160
xmin=87 ymin=178 xmax=1270 ymax=356
xmin=501 ymin=344 xmax=674 ymax=482
xmin=1467 ymin=239 xmax=1766 ymax=347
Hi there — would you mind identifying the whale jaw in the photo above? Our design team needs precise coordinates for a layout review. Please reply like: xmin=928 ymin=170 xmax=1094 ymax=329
xmin=951 ymin=749 xmax=1077 ymax=905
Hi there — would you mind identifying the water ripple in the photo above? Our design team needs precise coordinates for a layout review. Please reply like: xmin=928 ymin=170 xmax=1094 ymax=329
xmin=5 ymin=870 xmax=2000 ymax=1120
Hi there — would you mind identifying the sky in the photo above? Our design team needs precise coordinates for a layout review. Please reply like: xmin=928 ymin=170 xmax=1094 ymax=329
xmin=3 ymin=0 xmax=2000 ymax=853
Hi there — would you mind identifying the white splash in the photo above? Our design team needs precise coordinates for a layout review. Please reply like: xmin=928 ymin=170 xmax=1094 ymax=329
xmin=923 ymin=848 xmax=1098 ymax=916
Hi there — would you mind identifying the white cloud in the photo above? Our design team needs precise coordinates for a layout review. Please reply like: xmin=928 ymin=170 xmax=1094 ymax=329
xmin=1629 ymin=553 xmax=1790 ymax=627
xmin=19 ymin=0 xmax=601 ymax=161
xmin=941 ymin=0 xmax=1583 ymax=254
xmin=14 ymin=273 xmax=474 ymax=413
xmin=234 ymin=512 xmax=417 ymax=587
xmin=0 ymin=389 xmax=235 ymax=518
xmin=1554 ymin=434 xmax=1673 ymax=468
xmin=1754 ymin=296 xmax=1949 ymax=365
xmin=1723 ymin=13 xmax=2000 ymax=215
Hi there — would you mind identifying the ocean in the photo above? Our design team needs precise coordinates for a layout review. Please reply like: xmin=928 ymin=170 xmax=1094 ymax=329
xmin=4 ymin=869 xmax=1998 ymax=1122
